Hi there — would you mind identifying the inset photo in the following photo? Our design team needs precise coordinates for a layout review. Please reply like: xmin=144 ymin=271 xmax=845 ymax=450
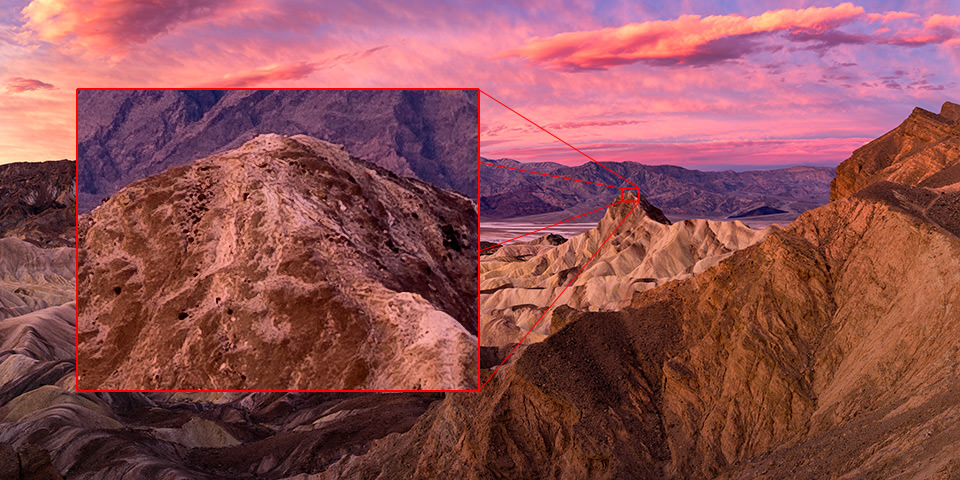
xmin=76 ymin=89 xmax=479 ymax=391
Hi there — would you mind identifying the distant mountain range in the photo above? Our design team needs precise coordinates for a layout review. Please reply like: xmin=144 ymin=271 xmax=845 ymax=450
xmin=78 ymin=90 xmax=478 ymax=212
xmin=479 ymin=158 xmax=834 ymax=222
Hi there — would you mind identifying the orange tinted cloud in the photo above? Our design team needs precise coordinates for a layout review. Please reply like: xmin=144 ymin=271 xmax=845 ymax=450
xmin=926 ymin=14 xmax=960 ymax=29
xmin=208 ymin=46 xmax=388 ymax=87
xmin=497 ymin=3 xmax=866 ymax=70
xmin=866 ymin=11 xmax=918 ymax=23
xmin=215 ymin=62 xmax=319 ymax=88
xmin=20 ymin=0 xmax=245 ymax=52
xmin=5 ymin=77 xmax=55 ymax=92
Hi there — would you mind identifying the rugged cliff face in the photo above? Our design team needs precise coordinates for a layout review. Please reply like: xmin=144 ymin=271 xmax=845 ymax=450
xmin=78 ymin=90 xmax=478 ymax=212
xmin=0 ymin=160 xmax=75 ymax=247
xmin=831 ymin=101 xmax=960 ymax=200
xmin=79 ymin=134 xmax=477 ymax=390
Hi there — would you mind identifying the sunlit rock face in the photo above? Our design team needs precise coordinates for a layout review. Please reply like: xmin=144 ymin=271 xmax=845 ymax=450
xmin=831 ymin=101 xmax=960 ymax=200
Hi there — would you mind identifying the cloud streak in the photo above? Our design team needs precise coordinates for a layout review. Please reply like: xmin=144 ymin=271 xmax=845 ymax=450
xmin=496 ymin=3 xmax=866 ymax=70
xmin=5 ymin=77 xmax=54 ymax=92
xmin=206 ymin=46 xmax=388 ymax=87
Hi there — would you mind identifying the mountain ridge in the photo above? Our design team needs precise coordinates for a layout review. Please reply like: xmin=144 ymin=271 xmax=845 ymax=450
xmin=78 ymin=90 xmax=478 ymax=212
xmin=480 ymin=157 xmax=833 ymax=222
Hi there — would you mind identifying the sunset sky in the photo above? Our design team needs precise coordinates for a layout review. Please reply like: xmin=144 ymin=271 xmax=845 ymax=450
xmin=1 ymin=0 xmax=958 ymax=169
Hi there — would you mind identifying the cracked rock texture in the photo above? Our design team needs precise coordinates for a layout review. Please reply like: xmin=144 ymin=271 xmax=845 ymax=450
xmin=79 ymin=134 xmax=477 ymax=390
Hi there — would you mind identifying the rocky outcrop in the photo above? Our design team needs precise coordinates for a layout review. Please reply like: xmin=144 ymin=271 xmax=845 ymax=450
xmin=79 ymin=134 xmax=477 ymax=390
xmin=831 ymin=101 xmax=960 ymax=200
xmin=0 ymin=160 xmax=75 ymax=247
xmin=480 ymin=158 xmax=833 ymax=221
xmin=78 ymin=90 xmax=478 ymax=212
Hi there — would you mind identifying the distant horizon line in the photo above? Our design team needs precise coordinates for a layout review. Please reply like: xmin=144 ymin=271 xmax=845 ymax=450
xmin=0 ymin=156 xmax=839 ymax=174
xmin=480 ymin=156 xmax=840 ymax=173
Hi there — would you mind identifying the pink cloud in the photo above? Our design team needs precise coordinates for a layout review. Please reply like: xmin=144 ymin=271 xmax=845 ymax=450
xmin=925 ymin=14 xmax=960 ymax=29
xmin=546 ymin=119 xmax=647 ymax=130
xmin=866 ymin=11 xmax=918 ymax=23
xmin=214 ymin=62 xmax=319 ymax=88
xmin=20 ymin=0 xmax=248 ymax=52
xmin=5 ymin=77 xmax=55 ymax=92
xmin=495 ymin=3 xmax=866 ymax=70
xmin=205 ymin=46 xmax=388 ymax=87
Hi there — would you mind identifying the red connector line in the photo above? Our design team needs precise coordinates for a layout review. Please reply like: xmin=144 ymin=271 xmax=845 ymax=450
xmin=479 ymin=89 xmax=639 ymax=190
xmin=479 ymin=161 xmax=622 ymax=189
xmin=479 ymin=201 xmax=639 ymax=390
xmin=480 ymin=200 xmax=619 ymax=252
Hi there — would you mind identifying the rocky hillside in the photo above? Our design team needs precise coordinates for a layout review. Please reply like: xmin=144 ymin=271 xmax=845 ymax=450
xmin=479 ymin=197 xmax=768 ymax=349
xmin=321 ymin=105 xmax=960 ymax=478
xmin=480 ymin=158 xmax=833 ymax=221
xmin=78 ymin=134 xmax=477 ymax=390
xmin=0 ymin=160 xmax=75 ymax=247
xmin=78 ymin=90 xmax=478 ymax=212
xmin=831 ymin=101 xmax=960 ymax=200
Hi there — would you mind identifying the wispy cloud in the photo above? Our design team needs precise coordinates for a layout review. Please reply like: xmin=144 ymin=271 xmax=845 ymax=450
xmin=205 ymin=46 xmax=388 ymax=87
xmin=5 ymin=76 xmax=54 ymax=92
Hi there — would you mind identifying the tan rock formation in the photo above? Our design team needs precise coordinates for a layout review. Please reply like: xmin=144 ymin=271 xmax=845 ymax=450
xmin=480 ymin=201 xmax=768 ymax=348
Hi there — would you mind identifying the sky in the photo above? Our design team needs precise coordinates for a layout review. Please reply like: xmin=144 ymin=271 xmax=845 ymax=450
xmin=0 ymin=1 xmax=958 ymax=170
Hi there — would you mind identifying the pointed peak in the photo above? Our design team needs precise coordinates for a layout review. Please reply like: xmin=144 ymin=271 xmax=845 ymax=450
xmin=599 ymin=193 xmax=671 ymax=231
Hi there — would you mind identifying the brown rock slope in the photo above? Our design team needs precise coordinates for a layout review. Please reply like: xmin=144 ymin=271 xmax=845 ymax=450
xmin=0 ymin=160 xmax=76 ymax=248
xmin=325 ymin=123 xmax=960 ymax=477
xmin=79 ymin=134 xmax=477 ymax=390
xmin=831 ymin=101 xmax=960 ymax=200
